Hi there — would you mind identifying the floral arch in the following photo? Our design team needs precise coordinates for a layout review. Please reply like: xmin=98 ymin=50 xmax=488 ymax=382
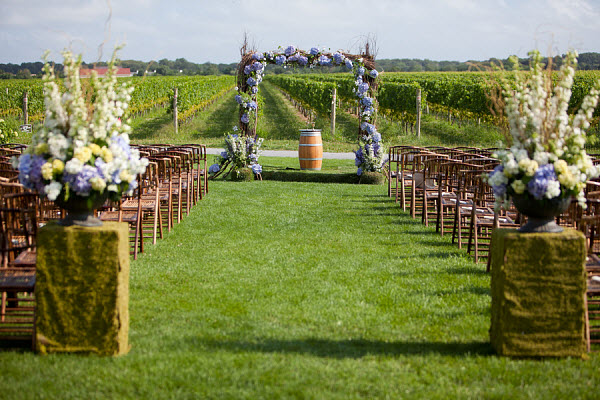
xmin=209 ymin=43 xmax=386 ymax=178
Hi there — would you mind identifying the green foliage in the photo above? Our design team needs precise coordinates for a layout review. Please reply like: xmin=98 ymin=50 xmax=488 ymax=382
xmin=0 ymin=117 xmax=20 ymax=144
xmin=359 ymin=171 xmax=386 ymax=185
xmin=229 ymin=167 xmax=254 ymax=181
xmin=266 ymin=75 xmax=336 ymax=116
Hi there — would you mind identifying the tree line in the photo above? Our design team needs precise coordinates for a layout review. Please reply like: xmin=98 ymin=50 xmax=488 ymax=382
xmin=3 ymin=53 xmax=600 ymax=79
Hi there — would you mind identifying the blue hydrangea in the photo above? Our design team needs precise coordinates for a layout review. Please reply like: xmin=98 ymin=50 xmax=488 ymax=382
xmin=247 ymin=101 xmax=257 ymax=110
xmin=358 ymin=82 xmax=369 ymax=94
xmin=220 ymin=151 xmax=228 ymax=160
xmin=527 ymin=164 xmax=557 ymax=199
xmin=493 ymin=183 xmax=507 ymax=198
xmin=310 ymin=47 xmax=320 ymax=55
xmin=298 ymin=56 xmax=308 ymax=66
xmin=287 ymin=54 xmax=299 ymax=63
xmin=357 ymin=167 xmax=363 ymax=176
xmin=318 ymin=55 xmax=331 ymax=66
xmin=253 ymin=62 xmax=264 ymax=72
xmin=361 ymin=122 xmax=376 ymax=135
xmin=333 ymin=52 xmax=345 ymax=65
xmin=371 ymin=131 xmax=382 ymax=143
xmin=345 ymin=59 xmax=353 ymax=70
xmin=252 ymin=53 xmax=264 ymax=60
xmin=361 ymin=97 xmax=374 ymax=107
xmin=369 ymin=69 xmax=379 ymax=78
xmin=357 ymin=66 xmax=365 ymax=76
xmin=284 ymin=45 xmax=296 ymax=56
xmin=246 ymin=77 xmax=257 ymax=86
xmin=235 ymin=94 xmax=243 ymax=104
xmin=244 ymin=65 xmax=253 ymax=75
xmin=275 ymin=55 xmax=286 ymax=65
xmin=354 ymin=147 xmax=364 ymax=166
xmin=66 ymin=165 xmax=101 ymax=196
xmin=241 ymin=113 xmax=250 ymax=124
xmin=251 ymin=86 xmax=259 ymax=94
xmin=373 ymin=143 xmax=381 ymax=156
xmin=251 ymin=164 xmax=262 ymax=174
xmin=209 ymin=164 xmax=221 ymax=174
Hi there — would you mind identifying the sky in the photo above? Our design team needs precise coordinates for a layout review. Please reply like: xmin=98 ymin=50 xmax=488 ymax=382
xmin=1 ymin=0 xmax=600 ymax=65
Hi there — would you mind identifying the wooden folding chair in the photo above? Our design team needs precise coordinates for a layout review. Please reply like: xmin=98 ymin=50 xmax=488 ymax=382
xmin=0 ymin=193 xmax=38 ymax=349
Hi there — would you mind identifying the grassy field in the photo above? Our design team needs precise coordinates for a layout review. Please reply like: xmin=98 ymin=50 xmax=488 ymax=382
xmin=1 ymin=179 xmax=597 ymax=399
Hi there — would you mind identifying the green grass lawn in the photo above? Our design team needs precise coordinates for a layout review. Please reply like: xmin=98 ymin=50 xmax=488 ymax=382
xmin=1 ymin=180 xmax=598 ymax=399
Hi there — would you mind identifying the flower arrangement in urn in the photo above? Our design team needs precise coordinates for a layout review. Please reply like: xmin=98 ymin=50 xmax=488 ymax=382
xmin=488 ymin=50 xmax=600 ymax=232
xmin=16 ymin=47 xmax=148 ymax=226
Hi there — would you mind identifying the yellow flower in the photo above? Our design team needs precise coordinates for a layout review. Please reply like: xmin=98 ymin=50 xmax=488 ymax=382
xmin=558 ymin=170 xmax=576 ymax=189
xmin=89 ymin=143 xmax=102 ymax=156
xmin=511 ymin=180 xmax=526 ymax=194
xmin=90 ymin=177 xmax=106 ymax=192
xmin=119 ymin=170 xmax=133 ymax=183
xmin=52 ymin=159 xmax=64 ymax=174
xmin=101 ymin=147 xmax=113 ymax=162
xmin=554 ymin=159 xmax=569 ymax=175
xmin=41 ymin=162 xmax=54 ymax=180
xmin=518 ymin=159 xmax=538 ymax=176
xmin=74 ymin=147 xmax=92 ymax=163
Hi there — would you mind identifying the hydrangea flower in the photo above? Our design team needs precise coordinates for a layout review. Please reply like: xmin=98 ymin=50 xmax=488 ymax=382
xmin=275 ymin=55 xmax=286 ymax=65
xmin=284 ymin=46 xmax=296 ymax=56
xmin=357 ymin=66 xmax=365 ymax=76
xmin=369 ymin=69 xmax=379 ymax=78
xmin=345 ymin=59 xmax=353 ymax=70
xmin=251 ymin=164 xmax=262 ymax=174
xmin=244 ymin=65 xmax=253 ymax=75
xmin=298 ymin=56 xmax=308 ymax=66
xmin=246 ymin=77 xmax=257 ymax=86
xmin=310 ymin=47 xmax=320 ymax=55
xmin=241 ymin=113 xmax=250 ymax=124
xmin=361 ymin=97 xmax=374 ymax=107
xmin=318 ymin=55 xmax=331 ymax=66
xmin=333 ymin=52 xmax=345 ymax=65
xmin=208 ymin=163 xmax=221 ymax=175
xmin=252 ymin=53 xmax=264 ymax=60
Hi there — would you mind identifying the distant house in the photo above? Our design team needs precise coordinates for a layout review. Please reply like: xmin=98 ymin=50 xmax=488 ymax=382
xmin=79 ymin=67 xmax=133 ymax=78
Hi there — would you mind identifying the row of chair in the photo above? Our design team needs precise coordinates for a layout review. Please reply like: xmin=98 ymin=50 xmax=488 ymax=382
xmin=387 ymin=145 xmax=516 ymax=265
xmin=0 ymin=143 xmax=208 ymax=348
xmin=387 ymin=144 xmax=600 ymax=352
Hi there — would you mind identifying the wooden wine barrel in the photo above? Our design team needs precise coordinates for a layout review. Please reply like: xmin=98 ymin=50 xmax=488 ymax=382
xmin=298 ymin=129 xmax=323 ymax=170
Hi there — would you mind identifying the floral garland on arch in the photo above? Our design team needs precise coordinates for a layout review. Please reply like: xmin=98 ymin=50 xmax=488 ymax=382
xmin=209 ymin=45 xmax=386 ymax=178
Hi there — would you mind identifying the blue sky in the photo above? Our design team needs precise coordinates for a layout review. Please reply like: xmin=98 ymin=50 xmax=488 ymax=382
xmin=1 ymin=0 xmax=599 ymax=64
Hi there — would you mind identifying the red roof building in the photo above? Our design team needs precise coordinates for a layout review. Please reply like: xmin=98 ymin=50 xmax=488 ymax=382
xmin=79 ymin=67 xmax=132 ymax=78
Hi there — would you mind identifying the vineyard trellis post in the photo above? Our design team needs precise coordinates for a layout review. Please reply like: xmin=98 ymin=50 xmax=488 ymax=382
xmin=173 ymin=87 xmax=178 ymax=134
xmin=23 ymin=91 xmax=28 ymax=125
xmin=331 ymin=87 xmax=336 ymax=137
xmin=416 ymin=88 xmax=421 ymax=138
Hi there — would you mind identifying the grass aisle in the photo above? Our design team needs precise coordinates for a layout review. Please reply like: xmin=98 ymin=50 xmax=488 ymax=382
xmin=1 ymin=181 xmax=598 ymax=398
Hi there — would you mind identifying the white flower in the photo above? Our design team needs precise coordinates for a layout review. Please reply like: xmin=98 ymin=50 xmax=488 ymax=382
xmin=44 ymin=181 xmax=62 ymax=201
xmin=65 ymin=158 xmax=84 ymax=174
xmin=545 ymin=180 xmax=561 ymax=199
